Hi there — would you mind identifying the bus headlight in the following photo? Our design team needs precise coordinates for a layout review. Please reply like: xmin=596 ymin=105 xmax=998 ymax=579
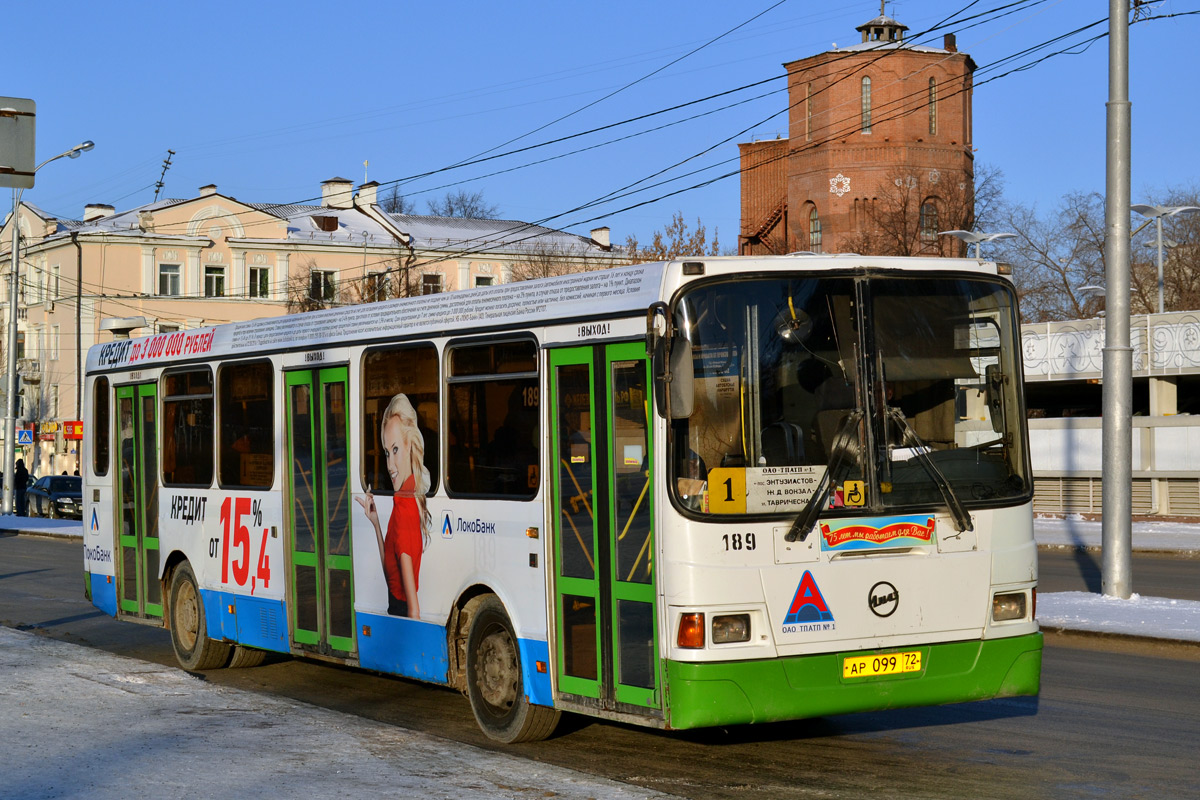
xmin=992 ymin=592 xmax=1027 ymax=622
xmin=711 ymin=614 xmax=751 ymax=644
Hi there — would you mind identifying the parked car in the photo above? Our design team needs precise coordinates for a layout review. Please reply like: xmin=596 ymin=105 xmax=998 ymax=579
xmin=25 ymin=475 xmax=82 ymax=519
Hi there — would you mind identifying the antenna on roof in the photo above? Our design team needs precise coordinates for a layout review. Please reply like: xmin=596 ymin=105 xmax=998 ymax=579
xmin=153 ymin=150 xmax=176 ymax=202
xmin=363 ymin=159 xmax=369 ymax=184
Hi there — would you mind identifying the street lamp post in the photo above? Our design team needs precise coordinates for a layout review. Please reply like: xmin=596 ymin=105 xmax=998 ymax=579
xmin=3 ymin=140 xmax=94 ymax=515
xmin=1131 ymin=204 xmax=1200 ymax=314
xmin=938 ymin=229 xmax=1016 ymax=259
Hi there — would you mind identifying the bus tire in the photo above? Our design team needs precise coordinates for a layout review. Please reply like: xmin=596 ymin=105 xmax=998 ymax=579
xmin=465 ymin=594 xmax=559 ymax=743
xmin=227 ymin=645 xmax=267 ymax=669
xmin=168 ymin=562 xmax=231 ymax=671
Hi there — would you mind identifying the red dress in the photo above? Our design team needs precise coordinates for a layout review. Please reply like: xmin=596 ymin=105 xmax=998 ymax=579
xmin=383 ymin=476 xmax=422 ymax=615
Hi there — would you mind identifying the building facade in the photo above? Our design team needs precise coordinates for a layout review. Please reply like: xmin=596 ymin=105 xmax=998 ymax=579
xmin=1 ymin=178 xmax=618 ymax=476
xmin=739 ymin=12 xmax=975 ymax=257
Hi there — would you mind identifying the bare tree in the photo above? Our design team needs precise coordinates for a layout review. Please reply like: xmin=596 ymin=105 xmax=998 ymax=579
xmin=624 ymin=212 xmax=722 ymax=262
xmin=426 ymin=189 xmax=500 ymax=219
xmin=1129 ymin=184 xmax=1200 ymax=313
xmin=380 ymin=185 xmax=416 ymax=215
xmin=840 ymin=165 xmax=987 ymax=257
xmin=992 ymin=191 xmax=1107 ymax=323
xmin=286 ymin=257 xmax=352 ymax=313
xmin=509 ymin=239 xmax=603 ymax=282
xmin=348 ymin=240 xmax=423 ymax=303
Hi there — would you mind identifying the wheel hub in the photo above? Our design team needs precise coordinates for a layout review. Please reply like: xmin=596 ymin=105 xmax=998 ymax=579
xmin=175 ymin=582 xmax=199 ymax=650
xmin=476 ymin=629 xmax=517 ymax=711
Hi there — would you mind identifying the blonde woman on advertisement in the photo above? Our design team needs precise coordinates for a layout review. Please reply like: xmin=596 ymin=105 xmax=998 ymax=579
xmin=355 ymin=393 xmax=432 ymax=619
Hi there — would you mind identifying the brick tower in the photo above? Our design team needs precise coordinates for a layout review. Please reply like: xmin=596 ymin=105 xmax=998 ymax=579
xmin=739 ymin=9 xmax=976 ymax=256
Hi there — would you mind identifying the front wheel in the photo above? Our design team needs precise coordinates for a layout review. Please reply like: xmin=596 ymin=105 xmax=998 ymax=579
xmin=169 ymin=562 xmax=231 ymax=670
xmin=465 ymin=594 xmax=560 ymax=743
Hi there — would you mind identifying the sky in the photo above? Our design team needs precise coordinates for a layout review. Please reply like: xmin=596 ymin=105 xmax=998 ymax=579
xmin=6 ymin=0 xmax=1199 ymax=248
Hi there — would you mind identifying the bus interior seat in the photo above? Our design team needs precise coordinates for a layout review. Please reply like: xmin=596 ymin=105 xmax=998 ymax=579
xmin=761 ymin=421 xmax=805 ymax=466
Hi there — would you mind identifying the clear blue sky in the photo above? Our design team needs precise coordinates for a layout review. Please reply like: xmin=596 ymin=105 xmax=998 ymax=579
xmin=8 ymin=0 xmax=1198 ymax=246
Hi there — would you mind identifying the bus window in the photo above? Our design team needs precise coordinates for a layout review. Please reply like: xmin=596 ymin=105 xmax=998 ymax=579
xmin=93 ymin=377 xmax=110 ymax=476
xmin=218 ymin=361 xmax=274 ymax=489
xmin=162 ymin=369 xmax=214 ymax=487
xmin=362 ymin=344 xmax=439 ymax=494
xmin=447 ymin=340 xmax=538 ymax=498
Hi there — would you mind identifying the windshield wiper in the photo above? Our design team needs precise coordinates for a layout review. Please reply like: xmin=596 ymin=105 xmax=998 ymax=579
xmin=886 ymin=407 xmax=974 ymax=533
xmin=785 ymin=409 xmax=862 ymax=542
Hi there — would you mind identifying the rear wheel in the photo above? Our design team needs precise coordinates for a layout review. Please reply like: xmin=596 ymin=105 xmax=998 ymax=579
xmin=465 ymin=594 xmax=560 ymax=743
xmin=169 ymin=563 xmax=231 ymax=670
xmin=227 ymin=645 xmax=267 ymax=668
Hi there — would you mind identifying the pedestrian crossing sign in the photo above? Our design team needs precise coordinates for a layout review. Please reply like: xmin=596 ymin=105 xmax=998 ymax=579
xmin=16 ymin=429 xmax=33 ymax=445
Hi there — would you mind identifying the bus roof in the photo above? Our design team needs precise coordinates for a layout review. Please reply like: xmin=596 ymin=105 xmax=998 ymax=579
xmin=86 ymin=255 xmax=1005 ymax=373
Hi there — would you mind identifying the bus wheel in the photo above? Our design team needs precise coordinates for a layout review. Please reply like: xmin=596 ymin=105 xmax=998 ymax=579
xmin=227 ymin=645 xmax=267 ymax=669
xmin=168 ymin=563 xmax=231 ymax=671
xmin=465 ymin=594 xmax=560 ymax=743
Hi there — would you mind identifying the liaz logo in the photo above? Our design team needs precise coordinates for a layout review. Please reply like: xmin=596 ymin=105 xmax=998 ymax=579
xmin=782 ymin=570 xmax=836 ymax=633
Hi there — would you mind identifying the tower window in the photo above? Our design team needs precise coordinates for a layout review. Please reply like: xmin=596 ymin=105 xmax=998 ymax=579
xmin=928 ymin=78 xmax=937 ymax=135
xmin=809 ymin=207 xmax=823 ymax=253
xmin=861 ymin=77 xmax=872 ymax=134
xmin=920 ymin=202 xmax=939 ymax=243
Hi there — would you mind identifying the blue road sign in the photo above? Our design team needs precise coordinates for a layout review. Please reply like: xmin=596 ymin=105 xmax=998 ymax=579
xmin=16 ymin=429 xmax=33 ymax=445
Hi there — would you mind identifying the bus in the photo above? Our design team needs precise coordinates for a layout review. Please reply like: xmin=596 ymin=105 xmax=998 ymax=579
xmin=82 ymin=255 xmax=1041 ymax=742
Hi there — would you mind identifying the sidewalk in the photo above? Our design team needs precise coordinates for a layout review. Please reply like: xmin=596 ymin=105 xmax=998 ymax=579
xmin=0 ymin=626 xmax=668 ymax=800
xmin=4 ymin=514 xmax=1199 ymax=644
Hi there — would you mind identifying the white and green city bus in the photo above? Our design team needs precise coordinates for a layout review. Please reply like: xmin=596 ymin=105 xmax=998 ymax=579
xmin=82 ymin=255 xmax=1041 ymax=742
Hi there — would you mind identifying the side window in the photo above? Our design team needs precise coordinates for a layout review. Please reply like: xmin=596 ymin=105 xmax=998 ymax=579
xmin=162 ymin=369 xmax=214 ymax=486
xmin=93 ymin=377 xmax=110 ymax=476
xmin=446 ymin=339 xmax=539 ymax=498
xmin=362 ymin=344 xmax=439 ymax=496
xmin=218 ymin=361 xmax=274 ymax=489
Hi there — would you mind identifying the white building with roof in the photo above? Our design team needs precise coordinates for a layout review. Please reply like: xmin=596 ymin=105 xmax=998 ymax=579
xmin=0 ymin=177 xmax=620 ymax=475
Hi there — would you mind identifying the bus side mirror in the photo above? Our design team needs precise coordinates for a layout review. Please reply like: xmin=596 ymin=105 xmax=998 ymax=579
xmin=654 ymin=336 xmax=694 ymax=420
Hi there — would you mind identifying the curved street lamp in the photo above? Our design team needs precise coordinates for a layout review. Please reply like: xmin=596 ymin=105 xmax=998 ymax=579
xmin=3 ymin=140 xmax=95 ymax=515
xmin=938 ymin=229 xmax=1016 ymax=260
xmin=1130 ymin=204 xmax=1200 ymax=314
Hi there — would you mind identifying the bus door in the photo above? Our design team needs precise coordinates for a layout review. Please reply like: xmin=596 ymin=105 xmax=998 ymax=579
xmin=115 ymin=382 xmax=162 ymax=620
xmin=549 ymin=343 xmax=659 ymax=711
xmin=284 ymin=366 xmax=356 ymax=658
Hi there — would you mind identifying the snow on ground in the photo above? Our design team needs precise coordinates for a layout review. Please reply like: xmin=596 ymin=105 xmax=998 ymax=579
xmin=0 ymin=626 xmax=669 ymax=800
xmin=1035 ymin=514 xmax=1200 ymax=553
xmin=1037 ymin=592 xmax=1200 ymax=642
xmin=5 ymin=514 xmax=1199 ymax=646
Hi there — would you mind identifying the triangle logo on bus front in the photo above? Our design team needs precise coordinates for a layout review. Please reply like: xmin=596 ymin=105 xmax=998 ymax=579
xmin=784 ymin=570 xmax=834 ymax=624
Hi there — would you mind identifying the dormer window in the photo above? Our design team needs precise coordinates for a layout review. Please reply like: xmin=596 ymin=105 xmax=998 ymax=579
xmin=312 ymin=215 xmax=339 ymax=232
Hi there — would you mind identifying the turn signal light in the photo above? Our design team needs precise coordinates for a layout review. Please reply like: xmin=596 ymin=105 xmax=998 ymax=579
xmin=677 ymin=612 xmax=705 ymax=648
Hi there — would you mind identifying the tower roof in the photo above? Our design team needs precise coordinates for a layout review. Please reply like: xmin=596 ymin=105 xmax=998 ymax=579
xmin=856 ymin=5 xmax=908 ymax=43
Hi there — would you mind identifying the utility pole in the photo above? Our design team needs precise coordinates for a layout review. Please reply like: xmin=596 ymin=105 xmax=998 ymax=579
xmin=1101 ymin=0 xmax=1133 ymax=599
xmin=153 ymin=150 xmax=175 ymax=202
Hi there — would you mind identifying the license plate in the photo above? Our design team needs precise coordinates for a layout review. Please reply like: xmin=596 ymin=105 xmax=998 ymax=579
xmin=842 ymin=650 xmax=922 ymax=679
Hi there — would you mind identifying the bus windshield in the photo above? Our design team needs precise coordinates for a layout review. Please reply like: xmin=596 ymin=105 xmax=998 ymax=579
xmin=671 ymin=273 xmax=1029 ymax=519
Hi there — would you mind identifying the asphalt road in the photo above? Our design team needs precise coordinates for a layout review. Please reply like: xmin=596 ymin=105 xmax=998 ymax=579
xmin=4 ymin=533 xmax=1199 ymax=799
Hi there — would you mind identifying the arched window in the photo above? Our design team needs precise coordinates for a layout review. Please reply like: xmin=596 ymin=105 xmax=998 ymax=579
xmin=928 ymin=78 xmax=937 ymax=135
xmin=920 ymin=202 xmax=939 ymax=243
xmin=809 ymin=207 xmax=823 ymax=253
xmin=861 ymin=77 xmax=872 ymax=133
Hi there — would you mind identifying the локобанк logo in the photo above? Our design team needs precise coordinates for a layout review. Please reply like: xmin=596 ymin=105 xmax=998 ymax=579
xmin=441 ymin=511 xmax=453 ymax=539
